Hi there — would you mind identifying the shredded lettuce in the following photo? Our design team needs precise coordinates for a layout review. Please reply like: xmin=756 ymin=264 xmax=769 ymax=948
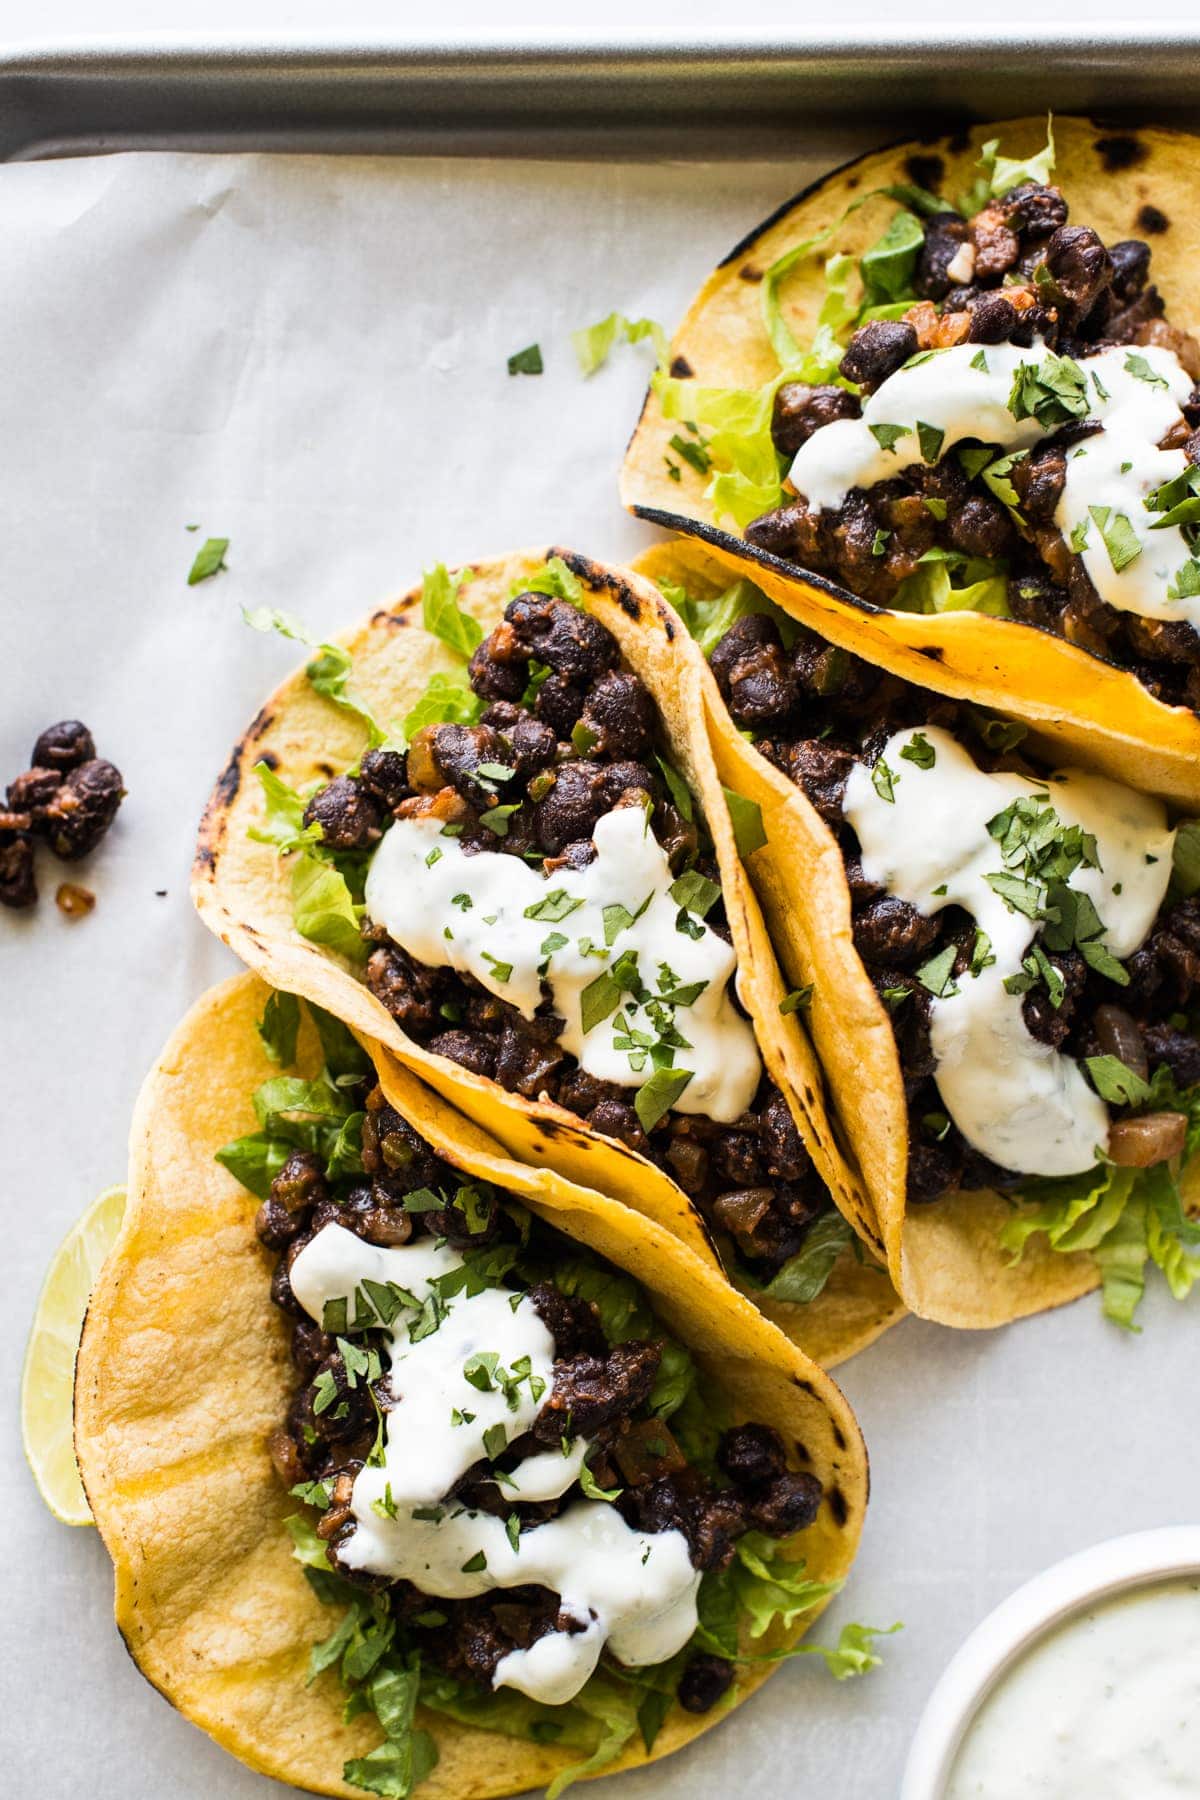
xmin=762 ymin=1212 xmax=858 ymax=1306
xmin=517 ymin=555 xmax=585 ymax=607
xmin=248 ymin=762 xmax=323 ymax=855
xmin=892 ymin=551 xmax=1011 ymax=617
xmin=256 ymin=989 xmax=300 ymax=1066
xmin=420 ymin=564 xmax=481 ymax=660
xmin=662 ymin=574 xmax=796 ymax=658
xmin=572 ymin=312 xmax=668 ymax=377
xmin=959 ymin=116 xmax=1056 ymax=215
xmin=796 ymin=1619 xmax=903 ymax=1680
xmin=730 ymin=1533 xmax=842 ymax=1639
xmin=402 ymin=672 xmax=484 ymax=742
xmin=291 ymin=851 xmax=368 ymax=964
xmin=653 ymin=367 xmax=787 ymax=528
xmin=243 ymin=605 xmax=389 ymax=746
xmin=1001 ymin=1067 xmax=1200 ymax=1327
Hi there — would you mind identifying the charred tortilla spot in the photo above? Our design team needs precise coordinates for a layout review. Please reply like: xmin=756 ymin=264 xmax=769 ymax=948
xmin=792 ymin=1376 xmax=816 ymax=1396
xmin=905 ymin=152 xmax=945 ymax=192
xmin=1095 ymin=133 xmax=1146 ymax=171
xmin=258 ymin=750 xmax=279 ymax=772
xmin=945 ymin=125 xmax=972 ymax=154
xmin=828 ymin=1485 xmax=848 ymax=1527
xmin=245 ymin=704 xmax=276 ymax=745
xmin=738 ymin=265 xmax=763 ymax=284
xmin=315 ymin=761 xmax=336 ymax=779
xmin=845 ymin=175 xmax=860 ymax=191
xmin=1138 ymin=202 xmax=1170 ymax=234
xmin=664 ymin=615 xmax=676 ymax=641
xmin=669 ymin=354 xmax=693 ymax=378
xmin=832 ymin=1422 xmax=846 ymax=1452
xmin=918 ymin=646 xmax=946 ymax=662
xmin=213 ymin=754 xmax=242 ymax=807
xmin=194 ymin=843 xmax=216 ymax=872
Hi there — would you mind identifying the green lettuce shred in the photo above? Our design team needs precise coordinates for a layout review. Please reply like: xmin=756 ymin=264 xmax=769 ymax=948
xmin=572 ymin=312 xmax=668 ymax=377
xmin=1001 ymin=1067 xmax=1200 ymax=1327
xmin=243 ymin=605 xmax=390 ymax=746
xmin=891 ymin=551 xmax=1011 ymax=617
xmin=957 ymin=116 xmax=1056 ymax=216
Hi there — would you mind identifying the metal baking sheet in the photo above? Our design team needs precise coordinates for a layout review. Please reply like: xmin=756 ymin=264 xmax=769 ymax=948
xmin=4 ymin=35 xmax=1200 ymax=1800
xmin=7 ymin=31 xmax=1200 ymax=162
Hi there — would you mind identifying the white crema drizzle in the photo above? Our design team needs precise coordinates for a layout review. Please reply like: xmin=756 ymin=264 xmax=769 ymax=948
xmin=289 ymin=1223 xmax=701 ymax=1707
xmin=789 ymin=338 xmax=1199 ymax=628
xmin=364 ymin=802 xmax=761 ymax=1123
xmin=843 ymin=727 xmax=1174 ymax=1176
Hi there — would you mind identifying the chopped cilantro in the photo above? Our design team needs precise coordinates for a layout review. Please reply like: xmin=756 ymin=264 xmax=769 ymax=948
xmin=507 ymin=343 xmax=543 ymax=376
xmin=1124 ymin=352 xmax=1168 ymax=389
xmin=899 ymin=731 xmax=936 ymax=770
xmin=1088 ymin=505 xmax=1142 ymax=574
xmin=869 ymin=423 xmax=908 ymax=455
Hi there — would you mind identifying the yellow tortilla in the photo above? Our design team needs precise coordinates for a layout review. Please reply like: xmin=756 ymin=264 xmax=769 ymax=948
xmin=191 ymin=547 xmax=903 ymax=1365
xmin=621 ymin=116 xmax=1200 ymax=809
xmin=74 ymin=971 xmax=869 ymax=1797
xmin=632 ymin=536 xmax=1200 ymax=1326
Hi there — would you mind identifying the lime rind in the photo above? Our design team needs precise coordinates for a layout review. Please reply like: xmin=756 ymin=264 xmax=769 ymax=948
xmin=22 ymin=1184 xmax=126 ymax=1526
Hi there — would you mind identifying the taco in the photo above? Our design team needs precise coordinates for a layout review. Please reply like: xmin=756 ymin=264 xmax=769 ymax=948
xmin=73 ymin=972 xmax=872 ymax=1798
xmin=192 ymin=548 xmax=903 ymax=1365
xmin=634 ymin=536 xmax=1200 ymax=1329
xmin=621 ymin=116 xmax=1200 ymax=807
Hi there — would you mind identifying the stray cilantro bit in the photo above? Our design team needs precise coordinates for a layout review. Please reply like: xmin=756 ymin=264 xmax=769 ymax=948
xmin=187 ymin=535 xmax=229 ymax=585
xmin=507 ymin=343 xmax=543 ymax=376
xmin=1124 ymin=351 xmax=1168 ymax=389
xmin=871 ymin=757 xmax=898 ymax=803
xmin=478 ymin=802 xmax=521 ymax=838
xmin=722 ymin=787 xmax=767 ymax=858
xmin=1008 ymin=353 xmax=1090 ymax=429
xmin=1088 ymin=505 xmax=1142 ymax=574
xmin=779 ymin=986 xmax=812 ymax=1015
xmin=869 ymin=423 xmax=908 ymax=456
xmin=668 ymin=432 xmax=712 ymax=476
xmin=899 ymin=732 xmax=936 ymax=770
xmin=916 ymin=420 xmax=944 ymax=465
xmin=916 ymin=943 xmax=959 ymax=999
xmin=1085 ymin=1054 xmax=1152 ymax=1108
xmin=634 ymin=1066 xmax=694 ymax=1133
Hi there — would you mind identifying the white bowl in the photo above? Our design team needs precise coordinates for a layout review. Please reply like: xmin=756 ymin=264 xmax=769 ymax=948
xmin=900 ymin=1525 xmax=1200 ymax=1800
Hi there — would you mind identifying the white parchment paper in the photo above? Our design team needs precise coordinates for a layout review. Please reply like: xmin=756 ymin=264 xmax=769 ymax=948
xmin=2 ymin=150 xmax=1196 ymax=1799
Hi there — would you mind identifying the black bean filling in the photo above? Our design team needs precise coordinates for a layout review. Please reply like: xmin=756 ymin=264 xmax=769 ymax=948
xmin=0 ymin=718 xmax=125 ymax=908
xmin=710 ymin=611 xmax=1200 ymax=1204
xmin=303 ymin=594 xmax=833 ymax=1279
xmin=260 ymin=1081 xmax=821 ymax=1704
xmin=744 ymin=182 xmax=1200 ymax=711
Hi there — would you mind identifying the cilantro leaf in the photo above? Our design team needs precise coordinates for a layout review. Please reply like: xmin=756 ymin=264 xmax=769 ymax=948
xmin=507 ymin=343 xmax=543 ymax=376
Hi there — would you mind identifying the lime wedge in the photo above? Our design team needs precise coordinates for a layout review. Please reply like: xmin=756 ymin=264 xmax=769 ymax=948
xmin=22 ymin=1184 xmax=126 ymax=1525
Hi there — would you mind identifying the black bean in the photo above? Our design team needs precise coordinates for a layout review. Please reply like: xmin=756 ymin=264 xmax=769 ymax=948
xmin=32 ymin=720 xmax=95 ymax=773
xmin=302 ymin=775 xmax=382 ymax=851
xmin=839 ymin=320 xmax=918 ymax=392
xmin=771 ymin=382 xmax=861 ymax=456
xmin=39 ymin=759 xmax=124 ymax=859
